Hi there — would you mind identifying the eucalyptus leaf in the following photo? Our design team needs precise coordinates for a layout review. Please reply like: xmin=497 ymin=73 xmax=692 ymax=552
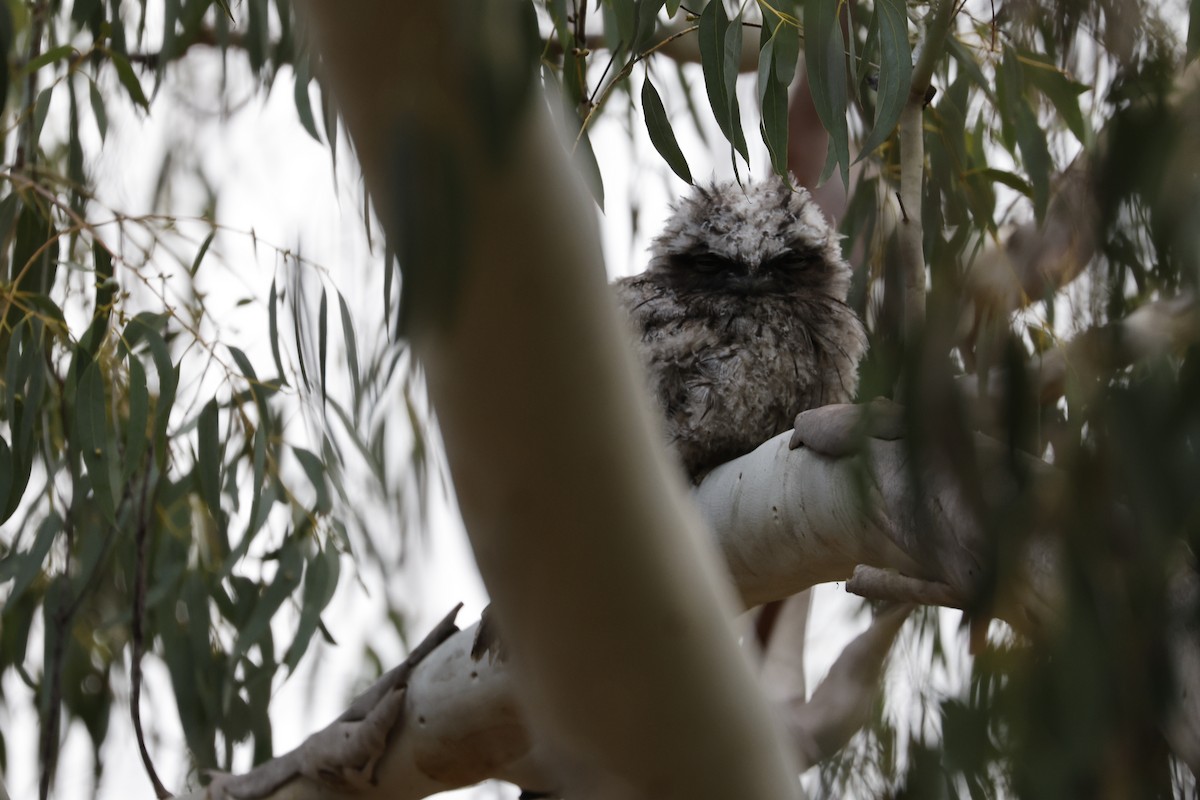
xmin=804 ymin=0 xmax=850 ymax=186
xmin=642 ymin=78 xmax=694 ymax=184
xmin=856 ymin=0 xmax=912 ymax=160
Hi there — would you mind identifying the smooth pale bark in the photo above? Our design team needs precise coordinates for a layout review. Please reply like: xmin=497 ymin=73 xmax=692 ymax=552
xmin=295 ymin=2 xmax=800 ymax=799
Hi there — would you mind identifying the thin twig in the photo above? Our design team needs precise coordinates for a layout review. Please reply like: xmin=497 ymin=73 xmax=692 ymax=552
xmin=131 ymin=459 xmax=173 ymax=799
xmin=573 ymin=24 xmax=700 ymax=153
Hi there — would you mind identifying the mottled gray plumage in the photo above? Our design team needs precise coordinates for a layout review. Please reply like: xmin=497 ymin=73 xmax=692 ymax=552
xmin=614 ymin=177 xmax=867 ymax=481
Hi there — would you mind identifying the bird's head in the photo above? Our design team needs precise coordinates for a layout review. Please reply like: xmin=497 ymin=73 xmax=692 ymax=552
xmin=647 ymin=176 xmax=851 ymax=299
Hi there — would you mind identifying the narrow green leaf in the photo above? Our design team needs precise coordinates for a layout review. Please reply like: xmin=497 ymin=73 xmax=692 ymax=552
xmin=243 ymin=423 xmax=269 ymax=553
xmin=267 ymin=277 xmax=288 ymax=386
xmin=190 ymin=230 xmax=215 ymax=276
xmin=293 ymin=57 xmax=321 ymax=143
xmin=232 ymin=540 xmax=304 ymax=659
xmin=291 ymin=293 xmax=310 ymax=390
xmin=88 ymin=77 xmax=108 ymax=142
xmin=93 ymin=242 xmax=114 ymax=338
xmin=227 ymin=344 xmax=272 ymax=428
xmin=0 ymin=437 xmax=10 ymax=522
xmin=17 ymin=44 xmax=76 ymax=78
xmin=76 ymin=361 xmax=116 ymax=522
xmin=293 ymin=447 xmax=331 ymax=515
xmin=1024 ymin=56 xmax=1089 ymax=144
xmin=160 ymin=0 xmax=180 ymax=71
xmin=336 ymin=291 xmax=361 ymax=412
xmin=121 ymin=316 xmax=177 ymax=468
xmin=122 ymin=356 xmax=149 ymax=484
xmin=110 ymin=51 xmax=149 ymax=109
xmin=632 ymin=0 xmax=666 ymax=52
xmin=642 ymin=78 xmax=694 ymax=184
xmin=758 ymin=22 xmax=799 ymax=178
xmin=699 ymin=1 xmax=739 ymax=156
xmin=318 ymin=287 xmax=328 ymax=409
xmin=197 ymin=399 xmax=221 ymax=521
xmin=946 ymin=37 xmax=992 ymax=97
xmin=980 ymin=167 xmax=1033 ymax=197
xmin=6 ymin=513 xmax=60 ymax=605
xmin=283 ymin=544 xmax=341 ymax=672
xmin=856 ymin=0 xmax=911 ymax=160
xmin=1014 ymin=100 xmax=1051 ymax=222
xmin=611 ymin=0 xmax=636 ymax=45
xmin=32 ymin=87 xmax=53 ymax=153
xmin=574 ymin=122 xmax=606 ymax=209
xmin=722 ymin=10 xmax=750 ymax=164
xmin=547 ymin=0 xmax=572 ymax=47
xmin=666 ymin=0 xmax=682 ymax=16
xmin=804 ymin=0 xmax=850 ymax=186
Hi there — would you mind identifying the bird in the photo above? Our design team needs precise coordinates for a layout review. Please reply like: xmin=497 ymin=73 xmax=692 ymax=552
xmin=613 ymin=176 xmax=867 ymax=482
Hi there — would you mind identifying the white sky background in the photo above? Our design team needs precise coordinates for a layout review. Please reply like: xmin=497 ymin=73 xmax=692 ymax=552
xmin=0 ymin=24 xmax=895 ymax=800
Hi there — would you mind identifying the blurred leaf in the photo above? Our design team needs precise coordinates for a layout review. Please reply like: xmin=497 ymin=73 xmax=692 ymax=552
xmin=246 ymin=0 xmax=269 ymax=73
xmin=980 ymin=167 xmax=1033 ymax=197
xmin=75 ymin=360 xmax=116 ymax=522
xmin=190 ymin=230 xmax=215 ymax=276
xmin=641 ymin=77 xmax=693 ymax=184
xmin=699 ymin=0 xmax=750 ymax=164
xmin=18 ymin=44 xmax=75 ymax=78
xmin=267 ymin=277 xmax=288 ymax=386
xmin=0 ymin=436 xmax=9 ymax=516
xmin=291 ymin=290 xmax=311 ymax=390
xmin=12 ymin=199 xmax=59 ymax=295
xmin=547 ymin=0 xmax=572 ymax=47
xmin=857 ymin=0 xmax=911 ymax=160
xmin=242 ymin=423 xmax=270 ymax=558
xmin=93 ymin=241 xmax=114 ymax=334
xmin=610 ymin=0 xmax=636 ymax=44
xmin=946 ymin=37 xmax=992 ymax=96
xmin=293 ymin=446 xmax=331 ymax=515
xmin=283 ymin=543 xmax=340 ymax=672
xmin=574 ymin=122 xmax=606 ymax=209
xmin=121 ymin=315 xmax=178 ymax=469
xmin=4 ymin=512 xmax=60 ymax=605
xmin=197 ymin=399 xmax=222 ymax=522
xmin=232 ymin=538 xmax=303 ymax=660
xmin=318 ymin=286 xmax=328 ymax=409
xmin=336 ymin=291 xmax=361 ymax=412
xmin=293 ymin=56 xmax=321 ymax=143
xmin=804 ymin=0 xmax=849 ymax=186
xmin=1023 ymin=55 xmax=1089 ymax=144
xmin=122 ymin=356 xmax=149 ymax=484
xmin=32 ymin=86 xmax=52 ymax=148
xmin=110 ymin=50 xmax=149 ymax=109
xmin=1005 ymin=60 xmax=1051 ymax=221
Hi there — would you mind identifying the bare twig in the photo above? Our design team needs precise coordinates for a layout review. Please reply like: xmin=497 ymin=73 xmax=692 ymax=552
xmin=131 ymin=459 xmax=173 ymax=799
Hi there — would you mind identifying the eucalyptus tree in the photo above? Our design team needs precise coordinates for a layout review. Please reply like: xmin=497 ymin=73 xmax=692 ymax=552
xmin=3 ymin=0 xmax=1200 ymax=798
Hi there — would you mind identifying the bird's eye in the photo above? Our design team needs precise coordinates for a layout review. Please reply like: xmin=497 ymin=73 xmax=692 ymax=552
xmin=691 ymin=253 xmax=740 ymax=274
xmin=761 ymin=251 xmax=815 ymax=272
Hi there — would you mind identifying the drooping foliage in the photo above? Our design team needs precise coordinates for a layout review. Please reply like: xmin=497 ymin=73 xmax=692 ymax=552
xmin=0 ymin=1 xmax=422 ymax=795
xmin=3 ymin=0 xmax=1200 ymax=797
